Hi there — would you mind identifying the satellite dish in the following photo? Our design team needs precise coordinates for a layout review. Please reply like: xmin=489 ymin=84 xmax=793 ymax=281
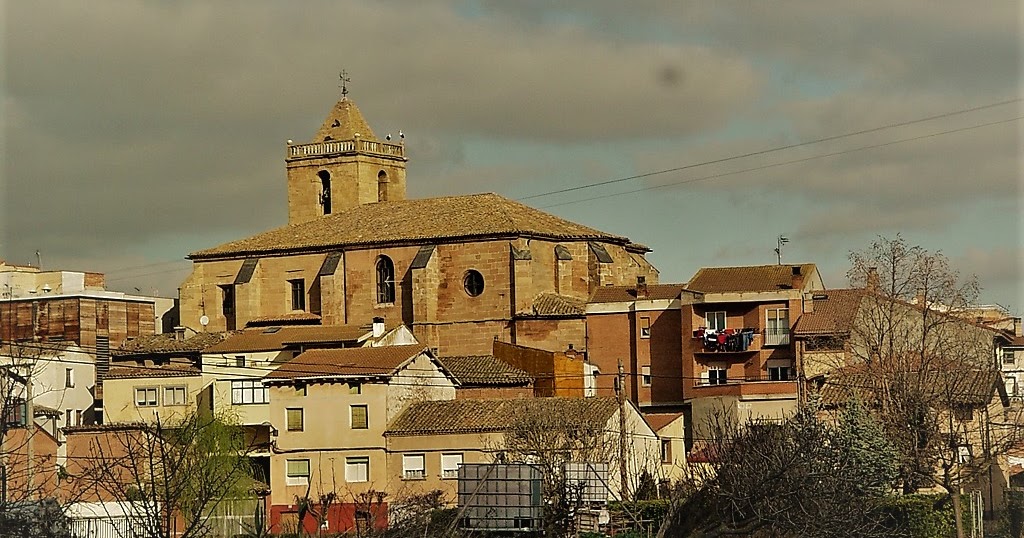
xmin=200 ymin=315 xmax=210 ymax=327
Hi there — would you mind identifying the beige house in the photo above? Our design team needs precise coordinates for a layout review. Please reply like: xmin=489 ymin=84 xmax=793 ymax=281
xmin=383 ymin=396 xmax=663 ymax=504
xmin=262 ymin=344 xmax=454 ymax=534
xmin=643 ymin=412 xmax=687 ymax=483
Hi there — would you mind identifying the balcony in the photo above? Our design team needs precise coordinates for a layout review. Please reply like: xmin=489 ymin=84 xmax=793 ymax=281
xmin=690 ymin=375 xmax=797 ymax=398
xmin=763 ymin=327 xmax=790 ymax=347
xmin=287 ymin=138 xmax=405 ymax=161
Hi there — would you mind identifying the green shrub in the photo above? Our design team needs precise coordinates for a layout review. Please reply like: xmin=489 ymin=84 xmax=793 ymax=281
xmin=876 ymin=493 xmax=978 ymax=538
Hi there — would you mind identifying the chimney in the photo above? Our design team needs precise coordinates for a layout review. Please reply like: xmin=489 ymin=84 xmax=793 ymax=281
xmin=791 ymin=266 xmax=805 ymax=291
xmin=173 ymin=326 xmax=186 ymax=341
xmin=866 ymin=267 xmax=879 ymax=292
xmin=1015 ymin=317 xmax=1022 ymax=338
xmin=636 ymin=276 xmax=648 ymax=299
xmin=371 ymin=317 xmax=385 ymax=338
xmin=803 ymin=292 xmax=815 ymax=314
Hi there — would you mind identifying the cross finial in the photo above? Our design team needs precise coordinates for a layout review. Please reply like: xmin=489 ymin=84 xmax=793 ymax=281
xmin=339 ymin=70 xmax=351 ymax=97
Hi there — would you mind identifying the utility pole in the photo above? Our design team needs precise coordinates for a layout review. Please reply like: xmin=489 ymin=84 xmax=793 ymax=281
xmin=25 ymin=364 xmax=34 ymax=500
xmin=616 ymin=358 xmax=629 ymax=503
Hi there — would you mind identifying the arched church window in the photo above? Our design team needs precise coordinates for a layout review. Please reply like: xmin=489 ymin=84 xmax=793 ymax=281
xmin=318 ymin=170 xmax=332 ymax=215
xmin=376 ymin=256 xmax=395 ymax=304
xmin=377 ymin=170 xmax=389 ymax=202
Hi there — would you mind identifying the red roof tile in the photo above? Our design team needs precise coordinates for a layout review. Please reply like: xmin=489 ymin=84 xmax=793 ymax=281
xmin=588 ymin=284 xmax=686 ymax=304
xmin=792 ymin=289 xmax=866 ymax=337
xmin=686 ymin=264 xmax=817 ymax=294
xmin=385 ymin=397 xmax=619 ymax=436
xmin=264 ymin=345 xmax=428 ymax=381
xmin=204 ymin=325 xmax=371 ymax=353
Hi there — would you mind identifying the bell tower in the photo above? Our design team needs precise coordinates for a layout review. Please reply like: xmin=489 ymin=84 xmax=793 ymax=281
xmin=285 ymin=77 xmax=407 ymax=225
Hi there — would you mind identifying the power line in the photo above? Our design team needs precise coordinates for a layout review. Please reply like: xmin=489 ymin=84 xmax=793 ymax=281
xmin=539 ymin=115 xmax=1024 ymax=209
xmin=518 ymin=97 xmax=1022 ymax=202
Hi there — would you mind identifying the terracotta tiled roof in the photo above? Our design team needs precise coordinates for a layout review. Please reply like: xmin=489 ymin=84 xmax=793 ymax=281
xmin=264 ymin=345 xmax=427 ymax=381
xmin=245 ymin=312 xmax=322 ymax=327
xmin=528 ymin=293 xmax=585 ymax=317
xmin=203 ymin=325 xmax=371 ymax=354
xmin=686 ymin=264 xmax=817 ymax=294
xmin=436 ymin=356 xmax=532 ymax=386
xmin=385 ymin=397 xmax=619 ymax=436
xmin=114 ymin=332 xmax=230 ymax=357
xmin=189 ymin=193 xmax=628 ymax=259
xmin=313 ymin=97 xmax=377 ymax=142
xmin=105 ymin=363 xmax=202 ymax=379
xmin=642 ymin=412 xmax=683 ymax=433
xmin=792 ymin=289 xmax=866 ymax=337
xmin=588 ymin=284 xmax=686 ymax=304
xmin=817 ymin=367 xmax=1004 ymax=408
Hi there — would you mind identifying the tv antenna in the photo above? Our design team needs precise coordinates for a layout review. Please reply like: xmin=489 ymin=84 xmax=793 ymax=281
xmin=775 ymin=235 xmax=789 ymax=265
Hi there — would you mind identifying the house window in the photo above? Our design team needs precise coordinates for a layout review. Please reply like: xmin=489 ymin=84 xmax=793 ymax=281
xmin=349 ymin=383 xmax=361 ymax=395
xmin=345 ymin=456 xmax=369 ymax=483
xmin=286 ymin=459 xmax=310 ymax=486
xmin=135 ymin=387 xmax=158 ymax=407
xmin=640 ymin=317 xmax=651 ymax=339
xmin=286 ymin=408 xmax=304 ymax=432
xmin=376 ymin=256 xmax=395 ymax=304
xmin=706 ymin=366 xmax=727 ymax=385
xmin=231 ymin=380 xmax=269 ymax=405
xmin=294 ymin=384 xmax=307 ymax=397
xmin=351 ymin=405 xmax=368 ymax=429
xmin=661 ymin=440 xmax=672 ymax=463
xmin=706 ymin=311 xmax=727 ymax=331
xmin=441 ymin=453 xmax=463 ymax=479
xmin=76 ymin=409 xmax=83 ymax=426
xmin=164 ymin=386 xmax=187 ymax=406
xmin=1003 ymin=350 xmax=1016 ymax=365
xmin=65 ymin=368 xmax=74 ymax=388
xmin=289 ymin=279 xmax=306 ymax=311
xmin=768 ymin=366 xmax=792 ymax=381
xmin=1006 ymin=377 xmax=1018 ymax=397
xmin=235 ymin=356 xmax=246 ymax=368
xmin=65 ymin=409 xmax=73 ymax=426
xmin=402 ymin=454 xmax=425 ymax=480
xmin=765 ymin=308 xmax=790 ymax=346
xmin=463 ymin=270 xmax=484 ymax=297
xmin=220 ymin=285 xmax=235 ymax=317
xmin=641 ymin=366 xmax=652 ymax=387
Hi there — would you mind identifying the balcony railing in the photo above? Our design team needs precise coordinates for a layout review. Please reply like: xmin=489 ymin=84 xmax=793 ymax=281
xmin=402 ymin=469 xmax=425 ymax=480
xmin=696 ymin=373 xmax=796 ymax=387
xmin=763 ymin=327 xmax=790 ymax=346
xmin=287 ymin=138 xmax=405 ymax=160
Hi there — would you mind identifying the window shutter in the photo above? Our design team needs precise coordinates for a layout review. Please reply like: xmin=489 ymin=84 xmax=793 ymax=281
xmin=351 ymin=405 xmax=368 ymax=429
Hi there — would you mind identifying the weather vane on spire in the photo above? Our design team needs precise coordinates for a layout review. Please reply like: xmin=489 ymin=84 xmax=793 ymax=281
xmin=339 ymin=70 xmax=351 ymax=97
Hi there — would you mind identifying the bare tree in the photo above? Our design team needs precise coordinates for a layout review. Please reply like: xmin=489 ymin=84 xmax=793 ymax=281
xmin=840 ymin=235 xmax=1019 ymax=538
xmin=659 ymin=402 xmax=900 ymax=538
xmin=71 ymin=410 xmax=256 ymax=538
xmin=501 ymin=400 xmax=619 ymax=538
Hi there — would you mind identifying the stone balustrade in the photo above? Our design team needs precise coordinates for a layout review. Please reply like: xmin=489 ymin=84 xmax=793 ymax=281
xmin=287 ymin=138 xmax=404 ymax=160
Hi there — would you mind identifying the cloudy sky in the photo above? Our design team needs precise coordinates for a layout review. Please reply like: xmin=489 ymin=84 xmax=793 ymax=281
xmin=3 ymin=1 xmax=1022 ymax=311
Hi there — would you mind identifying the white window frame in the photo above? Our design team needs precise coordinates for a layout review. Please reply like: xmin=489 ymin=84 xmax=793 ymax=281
xmin=1003 ymin=349 xmax=1016 ymax=365
xmin=641 ymin=366 xmax=652 ymax=387
xmin=640 ymin=316 xmax=651 ymax=339
xmin=345 ymin=456 xmax=369 ymax=483
xmin=706 ymin=311 xmax=727 ymax=331
xmin=441 ymin=453 xmax=463 ymax=479
xmin=705 ymin=364 xmax=727 ymax=385
xmin=164 ymin=386 xmax=187 ymax=406
xmin=135 ymin=387 xmax=158 ymax=407
xmin=765 ymin=308 xmax=790 ymax=346
xmin=286 ymin=459 xmax=310 ymax=486
xmin=65 ymin=367 xmax=74 ymax=388
xmin=402 ymin=454 xmax=425 ymax=480
xmin=231 ymin=380 xmax=269 ymax=405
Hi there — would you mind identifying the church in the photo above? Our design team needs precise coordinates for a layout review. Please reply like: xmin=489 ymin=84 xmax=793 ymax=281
xmin=179 ymin=92 xmax=659 ymax=356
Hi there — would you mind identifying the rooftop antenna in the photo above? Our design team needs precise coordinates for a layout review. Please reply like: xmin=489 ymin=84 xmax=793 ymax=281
xmin=35 ymin=250 xmax=41 ymax=270
xmin=338 ymin=69 xmax=351 ymax=98
xmin=775 ymin=235 xmax=789 ymax=265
